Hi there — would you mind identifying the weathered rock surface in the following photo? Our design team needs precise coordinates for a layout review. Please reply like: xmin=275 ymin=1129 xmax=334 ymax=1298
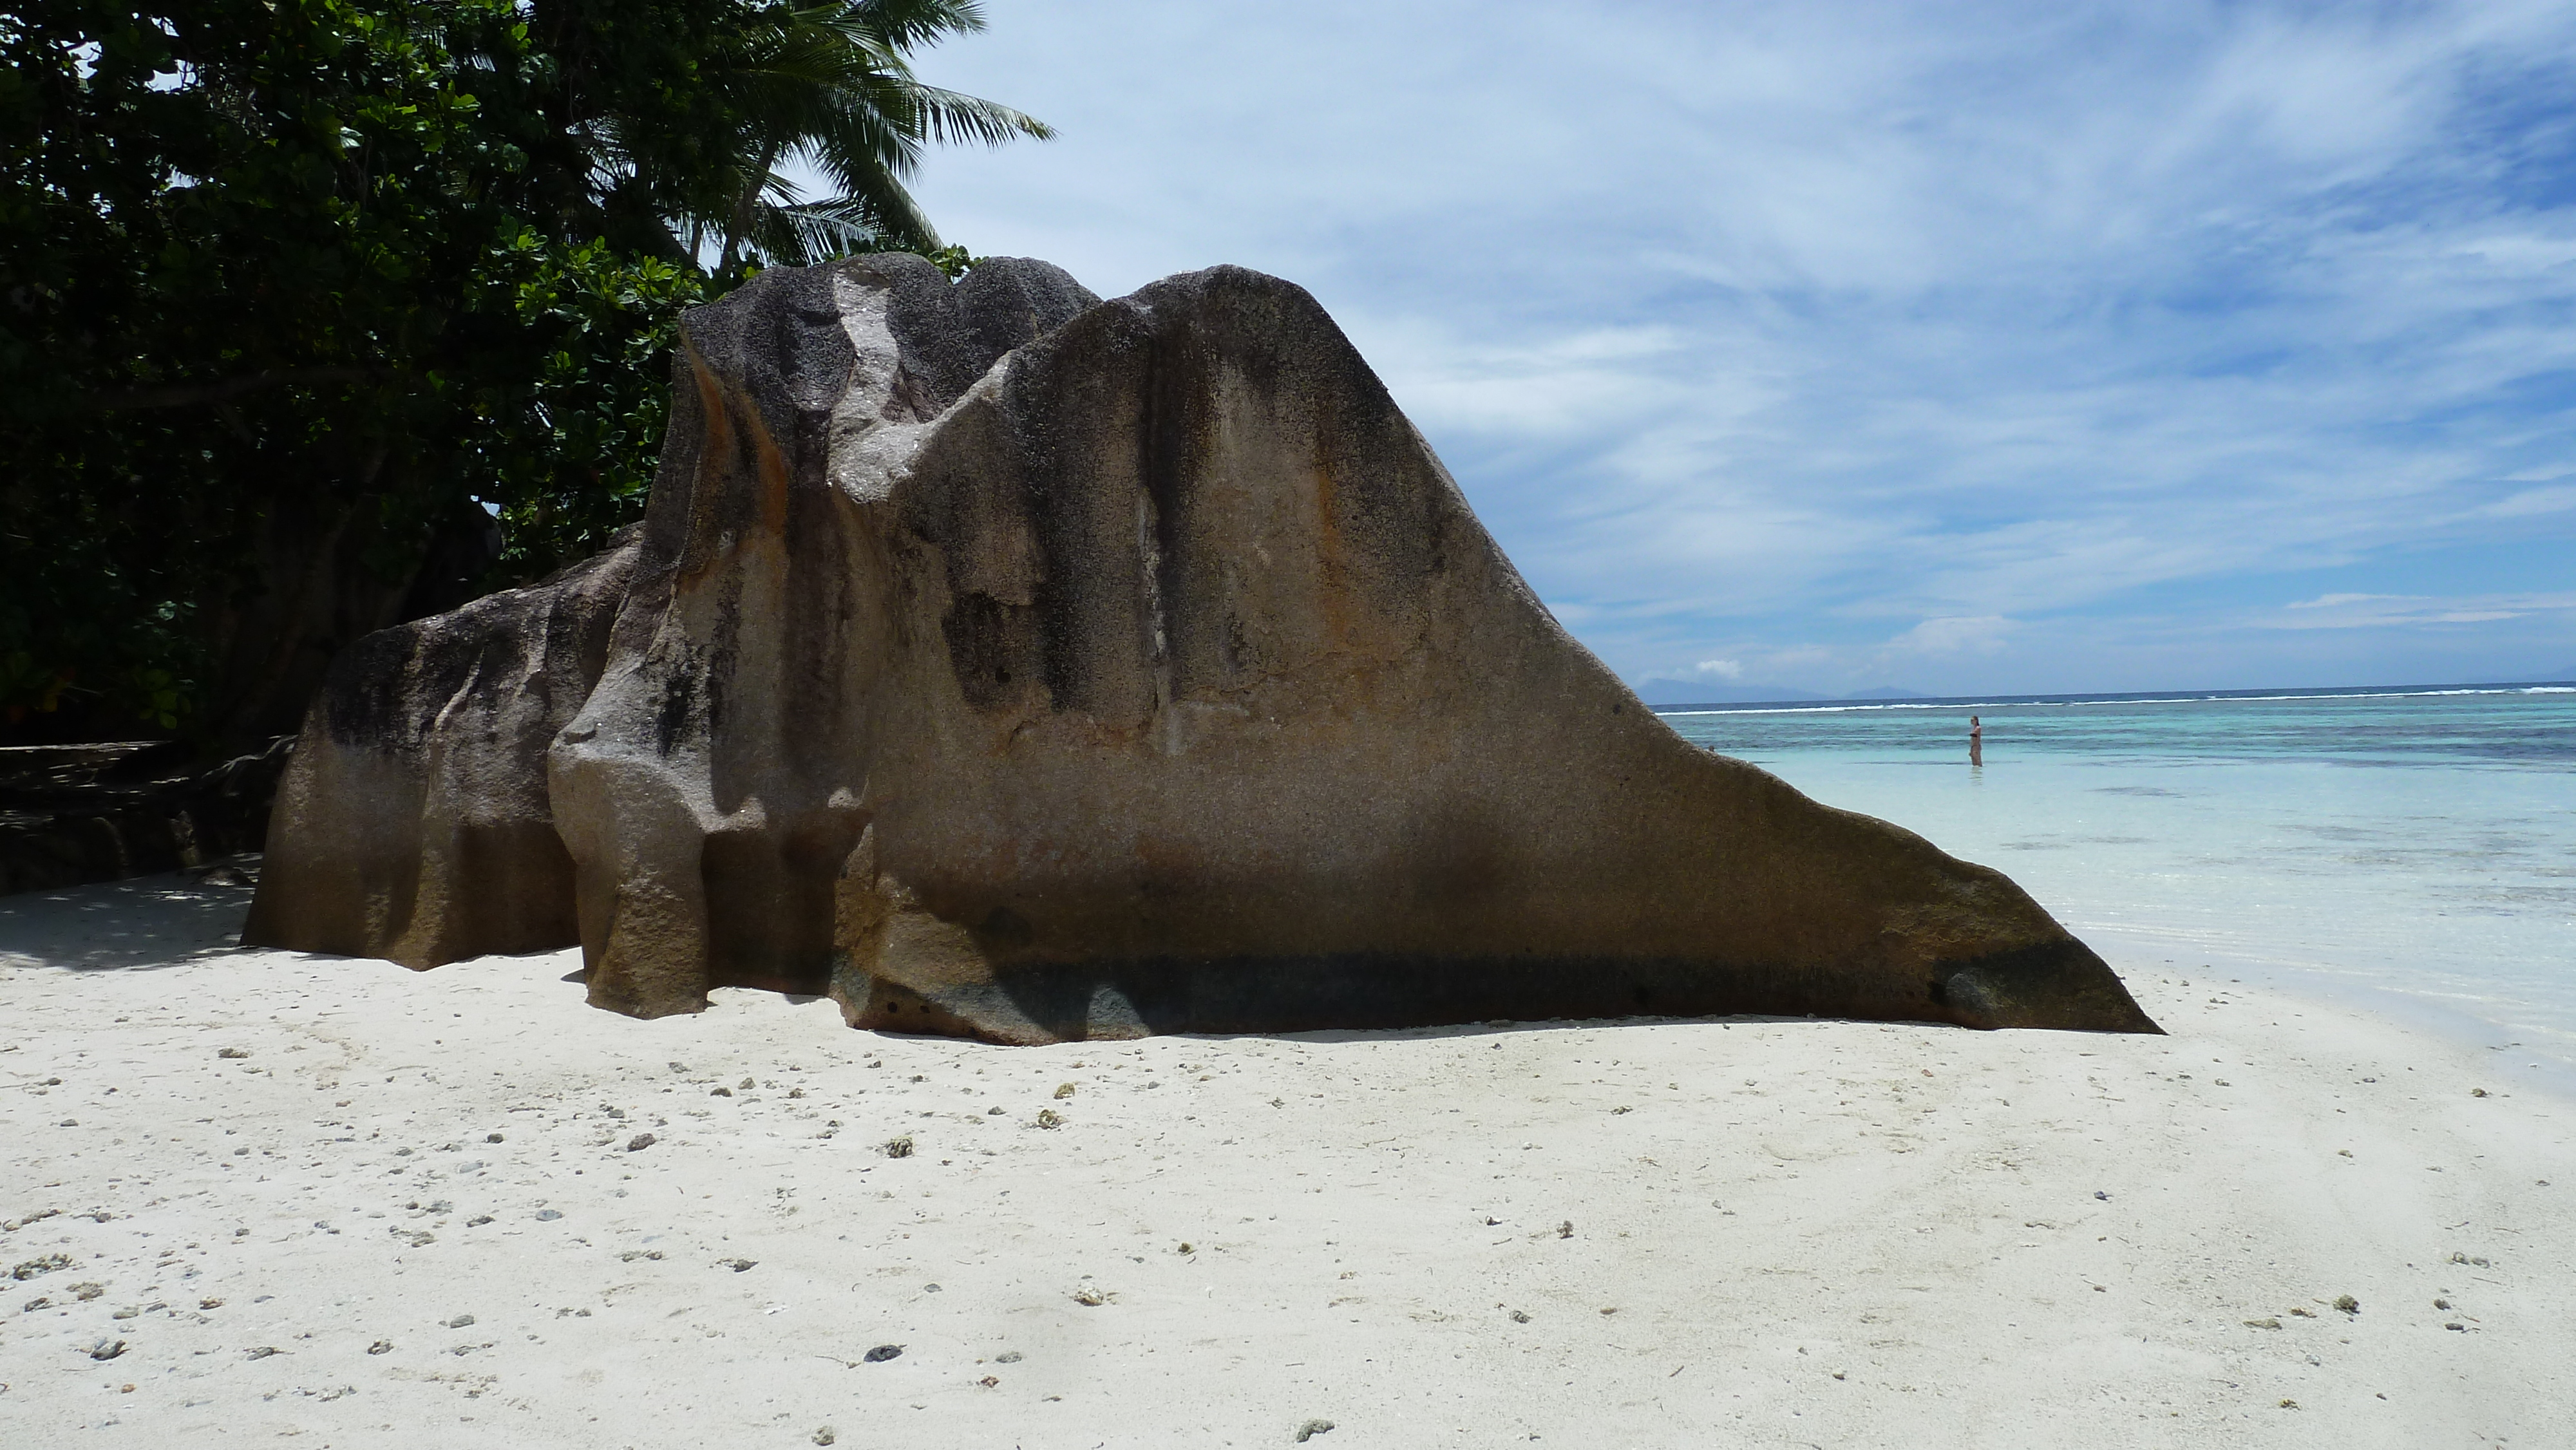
xmin=242 ymin=537 xmax=641 ymax=965
xmin=247 ymin=254 xmax=2159 ymax=1039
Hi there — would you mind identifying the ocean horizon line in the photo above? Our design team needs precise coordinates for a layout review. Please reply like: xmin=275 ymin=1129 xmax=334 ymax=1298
xmin=1647 ymin=677 xmax=2576 ymax=717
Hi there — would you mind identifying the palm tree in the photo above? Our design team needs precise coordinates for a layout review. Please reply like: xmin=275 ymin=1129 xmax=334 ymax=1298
xmin=626 ymin=0 xmax=1053 ymax=270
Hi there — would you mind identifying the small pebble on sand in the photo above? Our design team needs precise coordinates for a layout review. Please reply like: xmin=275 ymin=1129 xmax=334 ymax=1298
xmin=10 ymin=1254 xmax=73 ymax=1280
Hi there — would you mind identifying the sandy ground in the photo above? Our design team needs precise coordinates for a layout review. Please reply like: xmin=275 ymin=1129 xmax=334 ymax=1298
xmin=3 ymin=873 xmax=2571 ymax=1450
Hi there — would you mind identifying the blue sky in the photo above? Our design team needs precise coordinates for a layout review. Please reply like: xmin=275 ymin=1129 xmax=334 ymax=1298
xmin=880 ymin=0 xmax=2576 ymax=695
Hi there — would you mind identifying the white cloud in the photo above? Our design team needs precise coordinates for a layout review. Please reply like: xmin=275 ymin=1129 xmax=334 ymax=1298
xmin=2479 ymin=485 xmax=2576 ymax=518
xmin=2270 ymin=592 xmax=2576 ymax=629
xmin=1889 ymin=616 xmax=2017 ymax=656
xmin=1353 ymin=321 xmax=1703 ymax=442
xmin=2288 ymin=593 xmax=2399 ymax=610
xmin=1694 ymin=659 xmax=1744 ymax=679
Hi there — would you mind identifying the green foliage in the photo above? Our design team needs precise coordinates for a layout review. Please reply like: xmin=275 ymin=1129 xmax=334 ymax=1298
xmin=914 ymin=243 xmax=978 ymax=279
xmin=0 ymin=1 xmax=1039 ymax=740
xmin=468 ymin=232 xmax=712 ymax=578
xmin=681 ymin=1 xmax=1052 ymax=269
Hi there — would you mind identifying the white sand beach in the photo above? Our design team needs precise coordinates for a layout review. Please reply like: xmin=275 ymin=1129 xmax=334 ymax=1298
xmin=3 ymin=872 xmax=2571 ymax=1449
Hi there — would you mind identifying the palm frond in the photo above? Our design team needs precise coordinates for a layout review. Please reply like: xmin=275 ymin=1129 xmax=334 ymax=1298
xmin=907 ymin=85 xmax=1056 ymax=146
xmin=770 ymin=196 xmax=901 ymax=263
xmin=609 ymin=0 xmax=1045 ymax=271
xmin=846 ymin=0 xmax=990 ymax=50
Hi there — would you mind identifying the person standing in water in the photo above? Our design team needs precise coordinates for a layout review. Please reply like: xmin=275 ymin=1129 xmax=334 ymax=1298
xmin=1968 ymin=713 xmax=1984 ymax=767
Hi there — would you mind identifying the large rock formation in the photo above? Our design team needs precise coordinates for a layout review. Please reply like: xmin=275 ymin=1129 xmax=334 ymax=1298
xmin=246 ymin=254 xmax=2159 ymax=1040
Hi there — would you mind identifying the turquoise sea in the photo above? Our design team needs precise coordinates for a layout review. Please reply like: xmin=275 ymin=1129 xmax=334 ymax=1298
xmin=1657 ymin=683 xmax=2576 ymax=1089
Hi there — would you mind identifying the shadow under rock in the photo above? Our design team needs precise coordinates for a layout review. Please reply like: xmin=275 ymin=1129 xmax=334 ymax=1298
xmin=0 ymin=869 xmax=260 ymax=971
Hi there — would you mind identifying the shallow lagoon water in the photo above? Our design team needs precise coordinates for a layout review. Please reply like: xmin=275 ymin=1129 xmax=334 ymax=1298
xmin=1659 ymin=684 xmax=2576 ymax=1085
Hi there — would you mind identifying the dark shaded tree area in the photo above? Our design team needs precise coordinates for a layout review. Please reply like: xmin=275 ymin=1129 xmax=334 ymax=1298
xmin=1 ymin=0 xmax=1039 ymax=747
